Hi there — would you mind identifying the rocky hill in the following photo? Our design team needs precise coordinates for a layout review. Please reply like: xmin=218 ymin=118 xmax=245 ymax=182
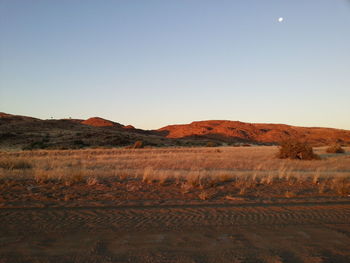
xmin=158 ymin=120 xmax=350 ymax=146
xmin=81 ymin=117 xmax=123 ymax=128
xmin=0 ymin=113 xmax=200 ymax=150
xmin=1 ymin=113 xmax=349 ymax=150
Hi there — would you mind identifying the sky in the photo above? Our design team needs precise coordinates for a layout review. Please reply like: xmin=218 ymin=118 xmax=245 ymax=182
xmin=1 ymin=0 xmax=350 ymax=130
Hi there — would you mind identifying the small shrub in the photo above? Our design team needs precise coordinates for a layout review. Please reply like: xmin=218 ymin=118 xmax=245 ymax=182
xmin=206 ymin=142 xmax=216 ymax=147
xmin=63 ymin=167 xmax=84 ymax=185
xmin=23 ymin=140 xmax=49 ymax=150
xmin=277 ymin=140 xmax=319 ymax=160
xmin=218 ymin=173 xmax=231 ymax=183
xmin=326 ymin=144 xmax=345 ymax=154
xmin=86 ymin=177 xmax=99 ymax=186
xmin=133 ymin=140 xmax=143 ymax=149
xmin=284 ymin=190 xmax=296 ymax=198
xmin=186 ymin=171 xmax=200 ymax=187
xmin=158 ymin=175 xmax=169 ymax=185
xmin=34 ymin=171 xmax=50 ymax=183
xmin=238 ymin=187 xmax=246 ymax=195
xmin=198 ymin=191 xmax=210 ymax=200
xmin=142 ymin=166 xmax=154 ymax=183
xmin=180 ymin=182 xmax=192 ymax=194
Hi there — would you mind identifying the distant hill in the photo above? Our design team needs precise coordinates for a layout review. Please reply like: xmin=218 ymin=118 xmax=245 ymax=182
xmin=158 ymin=120 xmax=350 ymax=146
xmin=0 ymin=113 xmax=349 ymax=150
xmin=81 ymin=117 xmax=123 ymax=128
xmin=0 ymin=113 xmax=201 ymax=150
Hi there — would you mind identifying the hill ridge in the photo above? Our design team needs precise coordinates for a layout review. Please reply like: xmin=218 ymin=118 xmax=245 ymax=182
xmin=1 ymin=112 xmax=350 ymax=149
xmin=158 ymin=120 xmax=350 ymax=145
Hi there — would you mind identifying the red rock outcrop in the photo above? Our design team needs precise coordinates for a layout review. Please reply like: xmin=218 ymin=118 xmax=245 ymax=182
xmin=81 ymin=117 xmax=123 ymax=128
xmin=158 ymin=120 xmax=350 ymax=145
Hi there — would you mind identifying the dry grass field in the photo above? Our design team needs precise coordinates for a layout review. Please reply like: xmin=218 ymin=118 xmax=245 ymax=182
xmin=1 ymin=146 xmax=349 ymax=204
xmin=1 ymin=146 xmax=350 ymax=262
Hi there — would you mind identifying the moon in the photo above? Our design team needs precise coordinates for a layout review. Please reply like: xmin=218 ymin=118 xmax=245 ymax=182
xmin=278 ymin=17 xmax=284 ymax=23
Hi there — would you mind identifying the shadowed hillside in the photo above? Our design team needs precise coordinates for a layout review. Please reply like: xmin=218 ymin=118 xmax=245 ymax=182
xmin=0 ymin=113 xmax=203 ymax=150
xmin=1 ymin=113 xmax=349 ymax=150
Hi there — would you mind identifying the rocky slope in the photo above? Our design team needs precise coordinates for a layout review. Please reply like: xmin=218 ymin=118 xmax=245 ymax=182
xmin=0 ymin=113 xmax=200 ymax=150
xmin=1 ymin=113 xmax=349 ymax=149
xmin=158 ymin=120 xmax=350 ymax=146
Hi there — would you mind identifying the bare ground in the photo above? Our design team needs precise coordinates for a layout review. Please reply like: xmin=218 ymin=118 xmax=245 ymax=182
xmin=1 ymin=201 xmax=350 ymax=263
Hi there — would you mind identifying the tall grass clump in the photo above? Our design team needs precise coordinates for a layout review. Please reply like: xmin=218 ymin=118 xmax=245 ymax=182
xmin=277 ymin=140 xmax=319 ymax=160
xmin=0 ymin=157 xmax=33 ymax=170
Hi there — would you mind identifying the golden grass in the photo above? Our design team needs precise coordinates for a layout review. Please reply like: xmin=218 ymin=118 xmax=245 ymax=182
xmin=0 ymin=146 xmax=349 ymax=196
xmin=0 ymin=158 xmax=32 ymax=170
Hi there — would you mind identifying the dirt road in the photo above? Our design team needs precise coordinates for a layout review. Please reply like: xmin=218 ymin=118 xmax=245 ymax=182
xmin=1 ymin=201 xmax=350 ymax=263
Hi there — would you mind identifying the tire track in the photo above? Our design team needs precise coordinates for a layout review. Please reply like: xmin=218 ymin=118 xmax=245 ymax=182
xmin=1 ymin=203 xmax=349 ymax=234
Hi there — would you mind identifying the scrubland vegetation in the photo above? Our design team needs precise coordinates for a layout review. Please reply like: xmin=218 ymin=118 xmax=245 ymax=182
xmin=277 ymin=140 xmax=320 ymax=160
xmin=326 ymin=143 xmax=345 ymax=154
xmin=0 ymin=146 xmax=349 ymax=204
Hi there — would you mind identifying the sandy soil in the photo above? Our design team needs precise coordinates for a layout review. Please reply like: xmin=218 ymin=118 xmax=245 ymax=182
xmin=1 ymin=147 xmax=349 ymax=262
xmin=1 ymin=200 xmax=350 ymax=263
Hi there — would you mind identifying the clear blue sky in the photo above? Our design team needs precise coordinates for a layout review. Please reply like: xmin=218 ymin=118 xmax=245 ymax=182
xmin=1 ymin=0 xmax=350 ymax=129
